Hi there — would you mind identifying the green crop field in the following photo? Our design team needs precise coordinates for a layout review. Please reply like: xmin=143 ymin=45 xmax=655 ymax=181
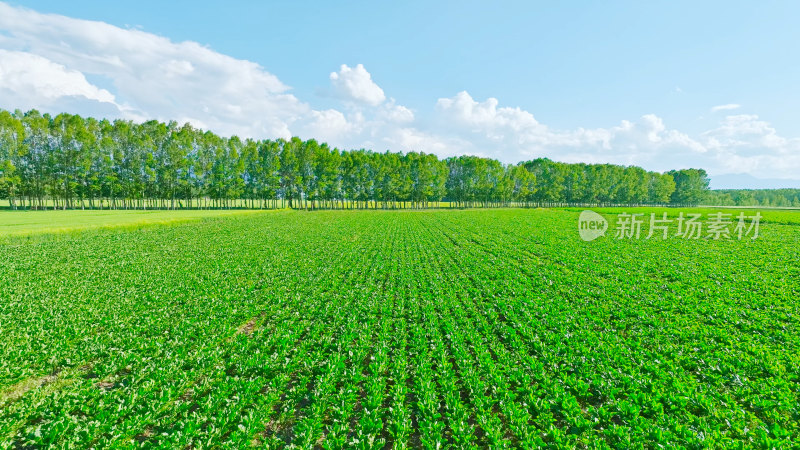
xmin=1 ymin=208 xmax=798 ymax=448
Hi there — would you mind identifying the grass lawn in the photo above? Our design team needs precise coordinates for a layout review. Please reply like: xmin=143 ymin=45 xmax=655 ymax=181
xmin=0 ymin=209 xmax=275 ymax=238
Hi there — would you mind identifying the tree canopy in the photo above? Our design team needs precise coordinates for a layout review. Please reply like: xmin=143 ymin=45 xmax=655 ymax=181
xmin=0 ymin=108 xmax=713 ymax=210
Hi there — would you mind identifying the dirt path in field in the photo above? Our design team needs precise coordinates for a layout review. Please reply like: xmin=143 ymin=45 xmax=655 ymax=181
xmin=0 ymin=371 xmax=61 ymax=404
xmin=235 ymin=312 xmax=267 ymax=337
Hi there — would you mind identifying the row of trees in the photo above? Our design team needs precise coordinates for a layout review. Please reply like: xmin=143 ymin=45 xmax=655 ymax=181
xmin=0 ymin=109 xmax=710 ymax=210
xmin=705 ymin=189 xmax=800 ymax=207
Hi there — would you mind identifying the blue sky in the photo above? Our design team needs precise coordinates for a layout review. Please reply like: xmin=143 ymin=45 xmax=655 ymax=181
xmin=1 ymin=1 xmax=799 ymax=187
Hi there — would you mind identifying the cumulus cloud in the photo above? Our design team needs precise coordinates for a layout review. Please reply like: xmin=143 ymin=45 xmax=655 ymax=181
xmin=704 ymin=114 xmax=783 ymax=147
xmin=609 ymin=114 xmax=706 ymax=154
xmin=698 ymin=114 xmax=800 ymax=176
xmin=301 ymin=109 xmax=354 ymax=142
xmin=299 ymin=66 xmax=419 ymax=151
xmin=388 ymin=128 xmax=471 ymax=157
xmin=0 ymin=1 xmax=306 ymax=138
xmin=0 ymin=4 xmax=401 ymax=144
xmin=0 ymin=50 xmax=115 ymax=104
xmin=433 ymin=91 xmax=706 ymax=164
xmin=329 ymin=64 xmax=386 ymax=106
xmin=436 ymin=91 xmax=542 ymax=135
xmin=711 ymin=103 xmax=741 ymax=112
xmin=432 ymin=91 xmax=800 ymax=178
xmin=379 ymin=100 xmax=414 ymax=124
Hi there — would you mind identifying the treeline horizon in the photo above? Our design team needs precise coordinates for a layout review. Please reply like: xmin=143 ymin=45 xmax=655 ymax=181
xmin=705 ymin=189 xmax=800 ymax=208
xmin=0 ymin=108 xmax=715 ymax=210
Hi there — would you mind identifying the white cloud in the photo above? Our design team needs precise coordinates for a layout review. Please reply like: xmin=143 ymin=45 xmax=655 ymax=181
xmin=379 ymin=100 xmax=414 ymax=123
xmin=385 ymin=127 xmax=469 ymax=156
xmin=428 ymin=90 xmax=800 ymax=180
xmin=0 ymin=49 xmax=116 ymax=104
xmin=710 ymin=103 xmax=741 ymax=112
xmin=0 ymin=1 xmax=305 ymax=139
xmin=329 ymin=64 xmax=386 ymax=106
xmin=705 ymin=114 xmax=777 ymax=142
xmin=700 ymin=114 xmax=800 ymax=177
xmin=436 ymin=91 xmax=541 ymax=133
xmin=430 ymin=92 xmax=800 ymax=178
xmin=433 ymin=91 xmax=706 ymax=164
xmin=163 ymin=60 xmax=195 ymax=78
xmin=302 ymin=109 xmax=354 ymax=142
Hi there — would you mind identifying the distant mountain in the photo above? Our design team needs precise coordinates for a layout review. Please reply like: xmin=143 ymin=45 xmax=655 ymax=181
xmin=710 ymin=173 xmax=800 ymax=190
